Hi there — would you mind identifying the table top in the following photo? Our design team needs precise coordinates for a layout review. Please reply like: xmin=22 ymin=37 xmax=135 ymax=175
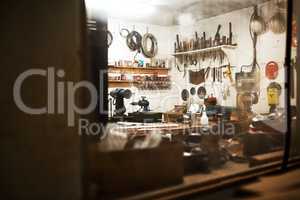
xmin=110 ymin=122 xmax=219 ymax=136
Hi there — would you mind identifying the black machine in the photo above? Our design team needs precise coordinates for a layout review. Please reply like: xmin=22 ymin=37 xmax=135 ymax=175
xmin=110 ymin=88 xmax=132 ymax=116
xmin=128 ymin=96 xmax=162 ymax=123
xmin=131 ymin=96 xmax=150 ymax=112
xmin=109 ymin=91 xmax=162 ymax=123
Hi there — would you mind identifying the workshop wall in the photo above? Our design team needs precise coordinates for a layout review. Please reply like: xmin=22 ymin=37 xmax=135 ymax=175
xmin=108 ymin=18 xmax=180 ymax=114
xmin=172 ymin=1 xmax=287 ymax=114
xmin=108 ymin=0 xmax=287 ymax=115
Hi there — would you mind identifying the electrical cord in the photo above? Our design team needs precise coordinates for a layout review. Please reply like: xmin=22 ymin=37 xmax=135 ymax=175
xmin=238 ymin=8 xmax=262 ymax=99
xmin=119 ymin=28 xmax=129 ymax=38
xmin=249 ymin=10 xmax=262 ymax=99
xmin=249 ymin=10 xmax=261 ymax=70
xmin=141 ymin=33 xmax=158 ymax=58
xmin=240 ymin=10 xmax=260 ymax=71
xmin=126 ymin=31 xmax=142 ymax=52
xmin=107 ymin=30 xmax=113 ymax=47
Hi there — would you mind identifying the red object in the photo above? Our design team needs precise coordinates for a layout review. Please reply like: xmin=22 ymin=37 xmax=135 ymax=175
xmin=292 ymin=19 xmax=297 ymax=48
xmin=265 ymin=61 xmax=279 ymax=80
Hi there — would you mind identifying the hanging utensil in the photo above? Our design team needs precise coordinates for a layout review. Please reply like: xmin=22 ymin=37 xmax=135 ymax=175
xmin=203 ymin=32 xmax=206 ymax=48
xmin=214 ymin=25 xmax=222 ymax=46
xmin=212 ymin=68 xmax=216 ymax=82
xmin=223 ymin=65 xmax=234 ymax=83
xmin=197 ymin=53 xmax=201 ymax=70
xmin=229 ymin=22 xmax=233 ymax=45
xmin=269 ymin=11 xmax=286 ymax=34
xmin=176 ymin=34 xmax=181 ymax=51
xmin=181 ymin=89 xmax=189 ymax=101
xmin=197 ymin=86 xmax=207 ymax=99
xmin=183 ymin=63 xmax=188 ymax=78
xmin=250 ymin=6 xmax=266 ymax=35
xmin=205 ymin=67 xmax=211 ymax=80
xmin=190 ymin=87 xmax=196 ymax=96
xmin=195 ymin=32 xmax=199 ymax=49
xmin=189 ymin=67 xmax=210 ymax=85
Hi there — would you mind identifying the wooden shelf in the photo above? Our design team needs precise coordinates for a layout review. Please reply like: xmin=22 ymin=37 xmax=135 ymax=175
xmin=108 ymin=80 xmax=137 ymax=88
xmin=109 ymin=66 xmax=169 ymax=70
xmin=172 ymin=45 xmax=237 ymax=56
xmin=108 ymin=66 xmax=169 ymax=75
xmin=108 ymin=66 xmax=170 ymax=87
xmin=108 ymin=80 xmax=136 ymax=83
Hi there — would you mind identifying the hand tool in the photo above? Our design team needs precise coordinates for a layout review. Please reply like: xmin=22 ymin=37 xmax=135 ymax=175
xmin=229 ymin=22 xmax=233 ymax=45
xmin=223 ymin=65 xmax=233 ymax=83
xmin=214 ymin=25 xmax=222 ymax=46
xmin=195 ymin=32 xmax=199 ymax=49
xmin=176 ymin=34 xmax=181 ymax=51
xmin=203 ymin=32 xmax=206 ymax=48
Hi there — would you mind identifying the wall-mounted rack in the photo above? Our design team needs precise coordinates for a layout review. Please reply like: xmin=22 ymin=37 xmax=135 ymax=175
xmin=108 ymin=66 xmax=171 ymax=88
xmin=108 ymin=80 xmax=137 ymax=88
xmin=108 ymin=66 xmax=169 ymax=75
xmin=172 ymin=45 xmax=237 ymax=56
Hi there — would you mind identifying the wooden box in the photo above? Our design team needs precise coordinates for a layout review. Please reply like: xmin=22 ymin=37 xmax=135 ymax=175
xmin=163 ymin=112 xmax=183 ymax=123
xmin=87 ymin=143 xmax=184 ymax=199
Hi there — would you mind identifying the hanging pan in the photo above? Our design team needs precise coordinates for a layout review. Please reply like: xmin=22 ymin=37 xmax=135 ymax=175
xmin=181 ymin=89 xmax=189 ymax=101
xmin=197 ymin=86 xmax=207 ymax=99
xmin=190 ymin=87 xmax=196 ymax=96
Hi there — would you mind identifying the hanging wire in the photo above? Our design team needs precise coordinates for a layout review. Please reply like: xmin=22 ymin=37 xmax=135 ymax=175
xmin=249 ymin=7 xmax=260 ymax=70
xmin=240 ymin=6 xmax=261 ymax=72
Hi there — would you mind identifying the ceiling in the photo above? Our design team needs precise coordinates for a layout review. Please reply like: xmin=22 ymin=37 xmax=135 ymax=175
xmin=88 ymin=0 xmax=271 ymax=26
xmin=149 ymin=0 xmax=271 ymax=25
xmin=171 ymin=0 xmax=270 ymax=20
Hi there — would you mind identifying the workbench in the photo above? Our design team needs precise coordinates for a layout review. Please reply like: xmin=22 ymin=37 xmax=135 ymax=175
xmin=110 ymin=120 xmax=245 ymax=139
xmin=111 ymin=122 xmax=211 ymax=136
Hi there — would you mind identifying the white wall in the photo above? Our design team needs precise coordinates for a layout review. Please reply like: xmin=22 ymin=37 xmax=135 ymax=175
xmin=108 ymin=18 xmax=180 ymax=114
xmin=171 ymin=1 xmax=287 ymax=114
xmin=108 ymin=1 xmax=287 ymax=115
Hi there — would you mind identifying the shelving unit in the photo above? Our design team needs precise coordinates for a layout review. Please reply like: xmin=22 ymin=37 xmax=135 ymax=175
xmin=172 ymin=45 xmax=237 ymax=56
xmin=108 ymin=66 xmax=170 ymax=88
xmin=108 ymin=80 xmax=137 ymax=83
xmin=108 ymin=66 xmax=169 ymax=75
xmin=108 ymin=80 xmax=137 ymax=88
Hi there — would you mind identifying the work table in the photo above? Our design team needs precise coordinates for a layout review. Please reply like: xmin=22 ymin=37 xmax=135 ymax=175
xmin=109 ymin=121 xmax=240 ymax=137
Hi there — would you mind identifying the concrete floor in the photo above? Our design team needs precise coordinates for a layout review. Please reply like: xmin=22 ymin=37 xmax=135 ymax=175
xmin=191 ymin=167 xmax=300 ymax=200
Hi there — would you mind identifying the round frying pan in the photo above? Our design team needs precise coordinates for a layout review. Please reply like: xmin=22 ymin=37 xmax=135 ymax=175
xmin=190 ymin=87 xmax=196 ymax=96
xmin=181 ymin=89 xmax=189 ymax=101
xmin=197 ymin=86 xmax=206 ymax=99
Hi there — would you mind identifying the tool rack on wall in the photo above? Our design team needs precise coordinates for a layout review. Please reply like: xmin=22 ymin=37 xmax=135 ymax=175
xmin=172 ymin=45 xmax=237 ymax=56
